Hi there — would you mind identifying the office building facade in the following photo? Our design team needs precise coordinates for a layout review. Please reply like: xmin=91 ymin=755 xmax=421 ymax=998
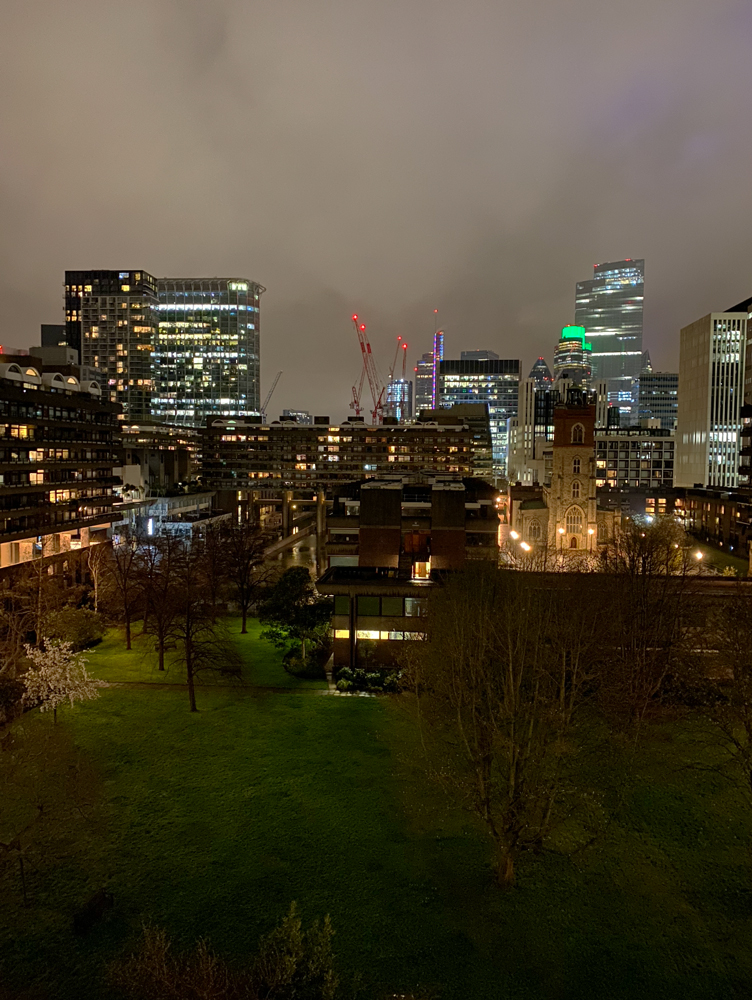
xmin=66 ymin=269 xmax=158 ymax=420
xmin=202 ymin=404 xmax=493 ymax=498
xmin=0 ymin=361 xmax=120 ymax=571
xmin=529 ymin=356 xmax=553 ymax=389
xmin=575 ymin=259 xmax=644 ymax=422
xmin=552 ymin=326 xmax=592 ymax=386
xmin=595 ymin=427 xmax=675 ymax=489
xmin=413 ymin=352 xmax=434 ymax=413
xmin=154 ymin=278 xmax=263 ymax=426
xmin=638 ymin=371 xmax=678 ymax=430
xmin=676 ymin=312 xmax=746 ymax=488
xmin=385 ymin=379 xmax=412 ymax=422
xmin=438 ymin=358 xmax=520 ymax=478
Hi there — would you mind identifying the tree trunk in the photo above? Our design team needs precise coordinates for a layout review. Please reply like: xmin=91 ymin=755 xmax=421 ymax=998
xmin=498 ymin=846 xmax=515 ymax=887
xmin=125 ymin=613 xmax=132 ymax=650
xmin=241 ymin=605 xmax=247 ymax=634
xmin=186 ymin=644 xmax=197 ymax=712
xmin=19 ymin=854 xmax=27 ymax=906
xmin=53 ymin=706 xmax=57 ymax=725
xmin=158 ymin=640 xmax=165 ymax=671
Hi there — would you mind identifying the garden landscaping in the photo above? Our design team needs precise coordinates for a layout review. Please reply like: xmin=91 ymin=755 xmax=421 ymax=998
xmin=2 ymin=620 xmax=752 ymax=999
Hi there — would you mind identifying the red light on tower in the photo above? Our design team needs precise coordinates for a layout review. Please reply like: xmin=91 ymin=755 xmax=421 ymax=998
xmin=351 ymin=314 xmax=358 ymax=322
xmin=360 ymin=324 xmax=366 ymax=332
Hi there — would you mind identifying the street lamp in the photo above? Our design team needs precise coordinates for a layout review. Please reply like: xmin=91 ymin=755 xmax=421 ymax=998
xmin=588 ymin=526 xmax=594 ymax=552
xmin=520 ymin=541 xmax=531 ymax=552
xmin=510 ymin=530 xmax=519 ymax=540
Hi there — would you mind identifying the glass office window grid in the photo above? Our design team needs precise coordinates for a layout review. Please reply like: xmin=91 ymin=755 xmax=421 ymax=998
xmin=69 ymin=270 xmax=158 ymax=421
xmin=575 ymin=259 xmax=644 ymax=421
xmin=154 ymin=279 xmax=264 ymax=426
xmin=385 ymin=379 xmax=413 ymax=422
xmin=438 ymin=359 xmax=520 ymax=477
xmin=708 ymin=317 xmax=744 ymax=489
xmin=638 ymin=372 xmax=678 ymax=430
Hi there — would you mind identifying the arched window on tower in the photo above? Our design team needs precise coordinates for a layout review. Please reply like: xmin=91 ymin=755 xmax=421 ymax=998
xmin=566 ymin=507 xmax=583 ymax=534
xmin=572 ymin=457 xmax=581 ymax=474
xmin=528 ymin=519 xmax=541 ymax=541
xmin=571 ymin=423 xmax=584 ymax=444
xmin=571 ymin=480 xmax=580 ymax=499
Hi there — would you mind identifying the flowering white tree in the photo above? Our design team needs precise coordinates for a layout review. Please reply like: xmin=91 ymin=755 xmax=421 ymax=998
xmin=22 ymin=640 xmax=105 ymax=722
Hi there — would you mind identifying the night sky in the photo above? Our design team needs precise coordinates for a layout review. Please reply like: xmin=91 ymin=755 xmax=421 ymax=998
xmin=2 ymin=1 xmax=751 ymax=418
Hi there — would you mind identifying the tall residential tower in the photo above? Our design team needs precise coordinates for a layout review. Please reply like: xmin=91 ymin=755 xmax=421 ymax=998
xmin=67 ymin=269 xmax=158 ymax=420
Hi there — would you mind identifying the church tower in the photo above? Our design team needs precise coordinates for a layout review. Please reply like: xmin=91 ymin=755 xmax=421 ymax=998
xmin=545 ymin=391 xmax=598 ymax=553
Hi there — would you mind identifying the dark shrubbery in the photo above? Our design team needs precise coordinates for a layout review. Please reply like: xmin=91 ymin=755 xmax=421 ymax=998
xmin=335 ymin=666 xmax=401 ymax=693
xmin=283 ymin=648 xmax=327 ymax=681
xmin=43 ymin=607 xmax=105 ymax=651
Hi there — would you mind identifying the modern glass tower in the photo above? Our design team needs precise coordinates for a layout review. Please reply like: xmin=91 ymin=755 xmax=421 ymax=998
xmin=438 ymin=358 xmax=520 ymax=478
xmin=413 ymin=351 xmax=434 ymax=414
xmin=385 ymin=379 xmax=413 ymax=422
xmin=154 ymin=278 xmax=264 ymax=426
xmin=575 ymin=259 xmax=644 ymax=421
xmin=552 ymin=326 xmax=592 ymax=386
xmin=67 ymin=269 xmax=159 ymax=420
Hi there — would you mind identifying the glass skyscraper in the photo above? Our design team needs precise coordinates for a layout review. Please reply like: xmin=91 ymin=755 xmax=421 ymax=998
xmin=154 ymin=278 xmax=263 ymax=426
xmin=575 ymin=259 xmax=644 ymax=422
xmin=439 ymin=358 xmax=520 ymax=478
xmin=68 ymin=269 xmax=159 ymax=420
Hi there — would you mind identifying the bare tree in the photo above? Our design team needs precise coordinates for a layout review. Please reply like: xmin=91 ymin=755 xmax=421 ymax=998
xmin=404 ymin=566 xmax=603 ymax=886
xmin=222 ymin=518 xmax=272 ymax=633
xmin=86 ymin=541 xmax=108 ymax=614
xmin=137 ymin=534 xmax=182 ymax=671
xmin=104 ymin=529 xmax=143 ymax=649
xmin=598 ymin=517 xmax=698 ymax=727
xmin=171 ymin=545 xmax=241 ymax=712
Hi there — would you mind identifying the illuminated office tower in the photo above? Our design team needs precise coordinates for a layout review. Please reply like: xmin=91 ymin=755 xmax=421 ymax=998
xmin=432 ymin=330 xmax=444 ymax=408
xmin=154 ymin=278 xmax=264 ymax=426
xmin=439 ymin=357 xmax=520 ymax=478
xmin=414 ymin=352 xmax=434 ymax=413
xmin=575 ymin=259 xmax=644 ymax=421
xmin=67 ymin=269 xmax=158 ymax=420
xmin=676 ymin=311 xmax=746 ymax=488
xmin=385 ymin=378 xmax=413 ymax=422
xmin=552 ymin=326 xmax=592 ymax=386
xmin=638 ymin=371 xmax=678 ymax=430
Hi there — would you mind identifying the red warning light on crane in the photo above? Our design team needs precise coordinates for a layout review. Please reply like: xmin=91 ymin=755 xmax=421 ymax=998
xmin=360 ymin=324 xmax=366 ymax=332
xmin=351 ymin=314 xmax=358 ymax=322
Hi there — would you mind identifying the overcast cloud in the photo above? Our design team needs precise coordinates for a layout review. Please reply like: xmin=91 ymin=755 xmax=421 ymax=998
xmin=1 ymin=0 xmax=750 ymax=417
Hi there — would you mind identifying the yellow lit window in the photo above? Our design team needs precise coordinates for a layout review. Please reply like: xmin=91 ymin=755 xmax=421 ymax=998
xmin=334 ymin=629 xmax=350 ymax=639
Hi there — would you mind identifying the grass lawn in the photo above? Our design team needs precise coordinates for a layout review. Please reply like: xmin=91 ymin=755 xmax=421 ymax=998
xmin=86 ymin=617 xmax=328 ymax=690
xmin=692 ymin=540 xmax=749 ymax=577
xmin=2 ymin=680 xmax=752 ymax=997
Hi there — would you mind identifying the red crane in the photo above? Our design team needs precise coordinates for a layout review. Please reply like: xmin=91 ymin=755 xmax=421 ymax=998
xmin=349 ymin=313 xmax=386 ymax=424
xmin=388 ymin=336 xmax=409 ymax=382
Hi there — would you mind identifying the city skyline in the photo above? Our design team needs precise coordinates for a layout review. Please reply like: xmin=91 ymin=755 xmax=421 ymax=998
xmin=2 ymin=3 xmax=752 ymax=417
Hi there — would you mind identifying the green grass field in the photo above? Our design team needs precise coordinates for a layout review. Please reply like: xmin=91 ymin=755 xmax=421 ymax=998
xmin=86 ymin=617 xmax=328 ymax=690
xmin=2 ymin=623 xmax=752 ymax=998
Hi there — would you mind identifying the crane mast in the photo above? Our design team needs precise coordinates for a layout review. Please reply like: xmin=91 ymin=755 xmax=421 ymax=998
xmin=349 ymin=313 xmax=385 ymax=424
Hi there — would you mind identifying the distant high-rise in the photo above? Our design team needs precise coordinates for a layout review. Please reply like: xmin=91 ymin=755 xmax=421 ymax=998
xmin=41 ymin=324 xmax=67 ymax=349
xmin=438 ymin=358 xmax=520 ymax=478
xmin=528 ymin=357 xmax=553 ymax=389
xmin=676 ymin=312 xmax=746 ymax=488
xmin=153 ymin=278 xmax=263 ymax=426
xmin=385 ymin=378 xmax=412 ymax=422
xmin=461 ymin=349 xmax=499 ymax=361
xmin=552 ymin=326 xmax=592 ymax=387
xmin=281 ymin=409 xmax=312 ymax=425
xmin=414 ymin=351 xmax=434 ymax=413
xmin=575 ymin=259 xmax=644 ymax=422
xmin=67 ymin=269 xmax=158 ymax=419
xmin=638 ymin=372 xmax=678 ymax=431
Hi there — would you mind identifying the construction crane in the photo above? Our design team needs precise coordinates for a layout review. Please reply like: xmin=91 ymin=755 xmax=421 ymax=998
xmin=349 ymin=314 xmax=385 ymax=424
xmin=387 ymin=336 xmax=409 ymax=383
xmin=261 ymin=370 xmax=282 ymax=420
